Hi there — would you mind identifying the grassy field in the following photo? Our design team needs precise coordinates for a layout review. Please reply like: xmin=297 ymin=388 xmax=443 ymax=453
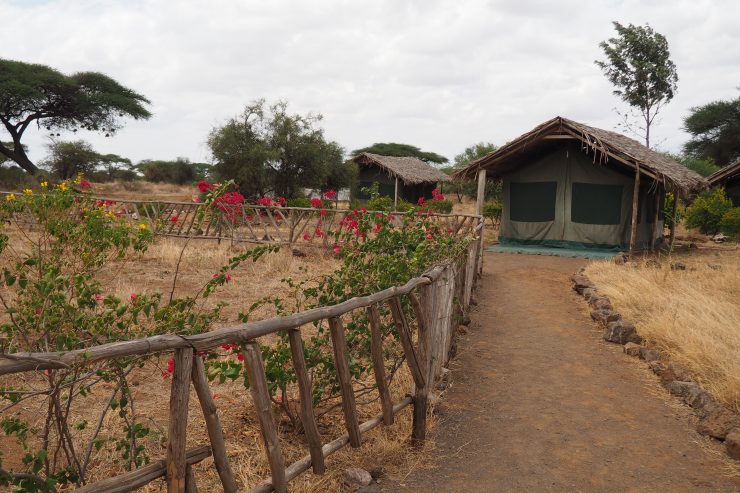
xmin=585 ymin=244 xmax=740 ymax=413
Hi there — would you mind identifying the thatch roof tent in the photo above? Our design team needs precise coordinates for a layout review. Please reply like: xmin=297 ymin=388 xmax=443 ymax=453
xmin=707 ymin=158 xmax=740 ymax=187
xmin=453 ymin=116 xmax=706 ymax=197
xmin=353 ymin=152 xmax=450 ymax=185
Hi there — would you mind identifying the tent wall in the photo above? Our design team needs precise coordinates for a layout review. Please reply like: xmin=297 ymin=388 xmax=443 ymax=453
xmin=500 ymin=141 xmax=664 ymax=250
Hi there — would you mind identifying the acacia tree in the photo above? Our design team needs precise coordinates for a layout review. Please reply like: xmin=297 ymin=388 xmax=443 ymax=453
xmin=0 ymin=58 xmax=151 ymax=174
xmin=352 ymin=142 xmax=448 ymax=164
xmin=683 ymin=94 xmax=740 ymax=166
xmin=595 ymin=22 xmax=678 ymax=148
xmin=443 ymin=142 xmax=497 ymax=202
xmin=208 ymin=100 xmax=348 ymax=198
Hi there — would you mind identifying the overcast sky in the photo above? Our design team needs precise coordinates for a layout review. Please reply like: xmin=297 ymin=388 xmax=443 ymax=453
xmin=1 ymin=0 xmax=738 ymax=167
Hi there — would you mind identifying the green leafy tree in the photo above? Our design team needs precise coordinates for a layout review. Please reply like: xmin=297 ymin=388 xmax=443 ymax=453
xmin=664 ymin=152 xmax=720 ymax=177
xmin=683 ymin=94 xmax=740 ymax=166
xmin=595 ymin=22 xmax=678 ymax=148
xmin=93 ymin=153 xmax=136 ymax=182
xmin=685 ymin=188 xmax=733 ymax=235
xmin=443 ymin=142 xmax=498 ymax=202
xmin=0 ymin=58 xmax=151 ymax=175
xmin=208 ymin=100 xmax=348 ymax=198
xmin=42 ymin=140 xmax=100 ymax=179
xmin=136 ymin=158 xmax=210 ymax=184
xmin=352 ymin=143 xmax=448 ymax=164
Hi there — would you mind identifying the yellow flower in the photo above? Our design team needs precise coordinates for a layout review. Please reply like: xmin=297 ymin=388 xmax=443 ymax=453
xmin=74 ymin=174 xmax=82 ymax=185
xmin=23 ymin=189 xmax=33 ymax=195
xmin=5 ymin=193 xmax=15 ymax=202
xmin=57 ymin=182 xmax=69 ymax=191
xmin=138 ymin=223 xmax=148 ymax=230
xmin=40 ymin=181 xmax=48 ymax=188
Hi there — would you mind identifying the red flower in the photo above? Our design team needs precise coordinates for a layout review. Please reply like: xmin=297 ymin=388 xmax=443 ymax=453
xmin=373 ymin=223 xmax=382 ymax=233
xmin=360 ymin=207 xmax=367 ymax=213
xmin=197 ymin=180 xmax=211 ymax=193
xmin=95 ymin=294 xmax=103 ymax=301
xmin=324 ymin=189 xmax=336 ymax=199
xmin=35 ymin=308 xmax=42 ymax=315
xmin=417 ymin=197 xmax=425 ymax=206
xmin=333 ymin=244 xmax=341 ymax=254
xmin=221 ymin=343 xmax=236 ymax=350
xmin=79 ymin=179 xmax=92 ymax=190
xmin=225 ymin=273 xmax=232 ymax=282
xmin=314 ymin=228 xmax=324 ymax=237
xmin=130 ymin=293 xmax=138 ymax=301
xmin=320 ymin=208 xmax=328 ymax=216
xmin=237 ymin=353 xmax=245 ymax=362
xmin=170 ymin=215 xmax=178 ymax=223
xmin=426 ymin=233 xmax=433 ymax=240
xmin=276 ymin=197 xmax=287 ymax=206
xmin=162 ymin=357 xmax=175 ymax=378
xmin=257 ymin=197 xmax=272 ymax=206
xmin=303 ymin=233 xmax=311 ymax=241
xmin=311 ymin=197 xmax=323 ymax=208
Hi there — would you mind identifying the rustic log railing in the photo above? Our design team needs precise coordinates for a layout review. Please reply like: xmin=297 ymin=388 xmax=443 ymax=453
xmin=0 ymin=238 xmax=482 ymax=492
xmin=0 ymin=191 xmax=480 ymax=246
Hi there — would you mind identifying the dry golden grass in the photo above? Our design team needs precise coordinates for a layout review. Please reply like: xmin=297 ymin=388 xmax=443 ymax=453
xmin=91 ymin=181 xmax=196 ymax=202
xmin=584 ymin=245 xmax=740 ymax=412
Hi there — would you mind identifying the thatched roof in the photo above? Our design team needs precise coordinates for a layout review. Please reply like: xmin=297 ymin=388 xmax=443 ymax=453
xmin=707 ymin=159 xmax=740 ymax=186
xmin=453 ymin=116 xmax=707 ymax=196
xmin=353 ymin=153 xmax=451 ymax=185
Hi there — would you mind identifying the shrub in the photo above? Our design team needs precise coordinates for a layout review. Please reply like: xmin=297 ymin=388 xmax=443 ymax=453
xmin=662 ymin=191 xmax=685 ymax=229
xmin=396 ymin=199 xmax=415 ymax=212
xmin=287 ymin=196 xmax=311 ymax=208
xmin=483 ymin=201 xmax=502 ymax=226
xmin=719 ymin=207 xmax=740 ymax=240
xmin=425 ymin=198 xmax=453 ymax=214
xmin=685 ymin=188 xmax=733 ymax=235
xmin=367 ymin=194 xmax=394 ymax=211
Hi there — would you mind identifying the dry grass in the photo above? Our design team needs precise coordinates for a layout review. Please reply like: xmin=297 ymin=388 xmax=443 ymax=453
xmin=584 ymin=244 xmax=740 ymax=412
xmin=91 ymin=181 xmax=195 ymax=202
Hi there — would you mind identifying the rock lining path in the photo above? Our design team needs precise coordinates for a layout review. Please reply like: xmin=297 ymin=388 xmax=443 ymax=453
xmin=383 ymin=252 xmax=739 ymax=492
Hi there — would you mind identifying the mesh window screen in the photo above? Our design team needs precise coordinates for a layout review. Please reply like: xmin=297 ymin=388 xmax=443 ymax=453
xmin=571 ymin=183 xmax=623 ymax=225
xmin=510 ymin=181 xmax=557 ymax=222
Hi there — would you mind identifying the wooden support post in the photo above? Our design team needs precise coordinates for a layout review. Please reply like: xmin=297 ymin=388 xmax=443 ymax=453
xmin=243 ymin=342 xmax=288 ymax=493
xmin=475 ymin=169 xmax=487 ymax=276
xmin=185 ymin=464 xmax=198 ymax=493
xmin=650 ymin=188 xmax=661 ymax=251
xmin=629 ymin=165 xmax=641 ymax=257
xmin=394 ymin=177 xmax=399 ymax=211
xmin=191 ymin=357 xmax=238 ymax=493
xmin=167 ymin=348 xmax=194 ymax=493
xmin=287 ymin=329 xmax=326 ymax=474
xmin=669 ymin=191 xmax=678 ymax=250
xmin=367 ymin=305 xmax=394 ymax=426
xmin=328 ymin=317 xmax=362 ymax=448
xmin=386 ymin=297 xmax=425 ymax=390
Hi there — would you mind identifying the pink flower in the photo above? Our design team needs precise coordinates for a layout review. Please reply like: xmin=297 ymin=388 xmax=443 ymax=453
xmin=311 ymin=197 xmax=323 ymax=208
xmin=324 ymin=189 xmax=336 ymax=199
xmin=426 ymin=233 xmax=433 ymax=240
xmin=197 ymin=180 xmax=211 ymax=193
xmin=303 ymin=233 xmax=311 ymax=241
xmin=257 ymin=197 xmax=272 ymax=206
xmin=417 ymin=197 xmax=425 ymax=206
xmin=314 ymin=228 xmax=324 ymax=237
xmin=373 ymin=223 xmax=382 ymax=233
xmin=79 ymin=179 xmax=92 ymax=190
xmin=333 ymin=244 xmax=340 ymax=254
xmin=130 ymin=293 xmax=138 ymax=301
xmin=225 ymin=273 xmax=232 ymax=282
xmin=95 ymin=294 xmax=103 ymax=301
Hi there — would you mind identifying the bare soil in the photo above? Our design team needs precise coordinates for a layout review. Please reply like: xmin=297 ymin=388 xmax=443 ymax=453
xmin=382 ymin=252 xmax=740 ymax=492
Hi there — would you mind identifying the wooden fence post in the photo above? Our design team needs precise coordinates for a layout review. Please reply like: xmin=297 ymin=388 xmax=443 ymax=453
xmin=287 ymin=329 xmax=326 ymax=474
xmin=191 ymin=356 xmax=238 ymax=493
xmin=328 ymin=317 xmax=362 ymax=448
xmin=367 ymin=305 xmax=394 ymax=426
xmin=167 ymin=348 xmax=194 ymax=493
xmin=243 ymin=342 xmax=288 ymax=493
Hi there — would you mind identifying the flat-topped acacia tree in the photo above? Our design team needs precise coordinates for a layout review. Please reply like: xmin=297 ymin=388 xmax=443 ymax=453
xmin=0 ymin=58 xmax=151 ymax=174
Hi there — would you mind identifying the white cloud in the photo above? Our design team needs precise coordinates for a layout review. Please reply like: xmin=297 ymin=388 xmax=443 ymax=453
xmin=1 ymin=0 xmax=738 ymax=166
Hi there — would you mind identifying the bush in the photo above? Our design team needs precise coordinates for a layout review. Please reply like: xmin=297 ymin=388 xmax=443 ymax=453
xmin=685 ymin=188 xmax=733 ymax=235
xmin=483 ymin=201 xmax=502 ymax=225
xmin=662 ymin=191 xmax=685 ymax=229
xmin=720 ymin=207 xmax=740 ymax=240
xmin=366 ymin=194 xmax=394 ymax=211
xmin=0 ymin=165 xmax=40 ymax=190
xmin=396 ymin=199 xmax=415 ymax=212
xmin=425 ymin=198 xmax=453 ymax=214
xmin=287 ymin=196 xmax=311 ymax=208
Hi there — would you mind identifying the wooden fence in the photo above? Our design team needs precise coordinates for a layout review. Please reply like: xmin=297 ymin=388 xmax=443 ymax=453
xmin=0 ymin=191 xmax=479 ymax=246
xmin=0 ymin=238 xmax=482 ymax=492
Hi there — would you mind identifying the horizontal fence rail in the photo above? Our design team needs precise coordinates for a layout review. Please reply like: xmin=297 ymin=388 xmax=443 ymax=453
xmin=1 ymin=191 xmax=485 ymax=492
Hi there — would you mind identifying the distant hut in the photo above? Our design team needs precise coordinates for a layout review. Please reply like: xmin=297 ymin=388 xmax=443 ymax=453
xmin=707 ymin=159 xmax=740 ymax=206
xmin=351 ymin=153 xmax=450 ymax=206
xmin=454 ymin=116 xmax=707 ymax=252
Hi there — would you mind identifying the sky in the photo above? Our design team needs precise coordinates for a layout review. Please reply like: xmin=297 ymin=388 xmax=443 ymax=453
xmin=1 ymin=0 xmax=738 ymax=167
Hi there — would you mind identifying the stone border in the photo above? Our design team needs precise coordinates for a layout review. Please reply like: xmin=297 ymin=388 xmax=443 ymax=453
xmin=571 ymin=270 xmax=740 ymax=461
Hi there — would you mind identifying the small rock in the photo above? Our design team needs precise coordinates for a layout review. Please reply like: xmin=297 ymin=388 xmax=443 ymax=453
xmin=649 ymin=360 xmax=666 ymax=375
xmin=591 ymin=309 xmax=621 ymax=324
xmin=589 ymin=297 xmax=613 ymax=311
xmin=344 ymin=467 xmax=372 ymax=487
xmin=262 ymin=233 xmax=274 ymax=241
xmin=368 ymin=466 xmax=385 ymax=480
xmin=604 ymin=320 xmax=641 ymax=344
xmin=696 ymin=410 xmax=740 ymax=440
xmin=623 ymin=342 xmax=641 ymax=356
xmin=437 ymin=368 xmax=452 ymax=391
xmin=667 ymin=362 xmax=692 ymax=382
xmin=708 ymin=263 xmax=722 ymax=270
xmin=457 ymin=324 xmax=468 ymax=335
xmin=613 ymin=252 xmax=627 ymax=265
xmin=670 ymin=261 xmax=687 ymax=271
xmin=291 ymin=249 xmax=307 ymax=258
xmin=683 ymin=387 xmax=719 ymax=416
xmin=711 ymin=233 xmax=727 ymax=243
xmin=725 ymin=428 xmax=740 ymax=460
xmin=639 ymin=347 xmax=660 ymax=362
xmin=582 ymin=288 xmax=597 ymax=300
xmin=572 ymin=275 xmax=595 ymax=294
xmin=666 ymin=380 xmax=700 ymax=397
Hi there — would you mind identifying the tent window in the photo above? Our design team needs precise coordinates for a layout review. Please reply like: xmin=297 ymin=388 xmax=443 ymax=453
xmin=510 ymin=181 xmax=557 ymax=222
xmin=571 ymin=183 xmax=622 ymax=225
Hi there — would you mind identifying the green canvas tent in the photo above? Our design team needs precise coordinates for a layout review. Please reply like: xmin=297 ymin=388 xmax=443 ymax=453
xmin=707 ymin=159 xmax=740 ymax=206
xmin=454 ymin=117 xmax=707 ymax=251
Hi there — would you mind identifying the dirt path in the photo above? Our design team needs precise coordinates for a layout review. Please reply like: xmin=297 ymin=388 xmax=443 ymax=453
xmin=383 ymin=252 xmax=739 ymax=493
